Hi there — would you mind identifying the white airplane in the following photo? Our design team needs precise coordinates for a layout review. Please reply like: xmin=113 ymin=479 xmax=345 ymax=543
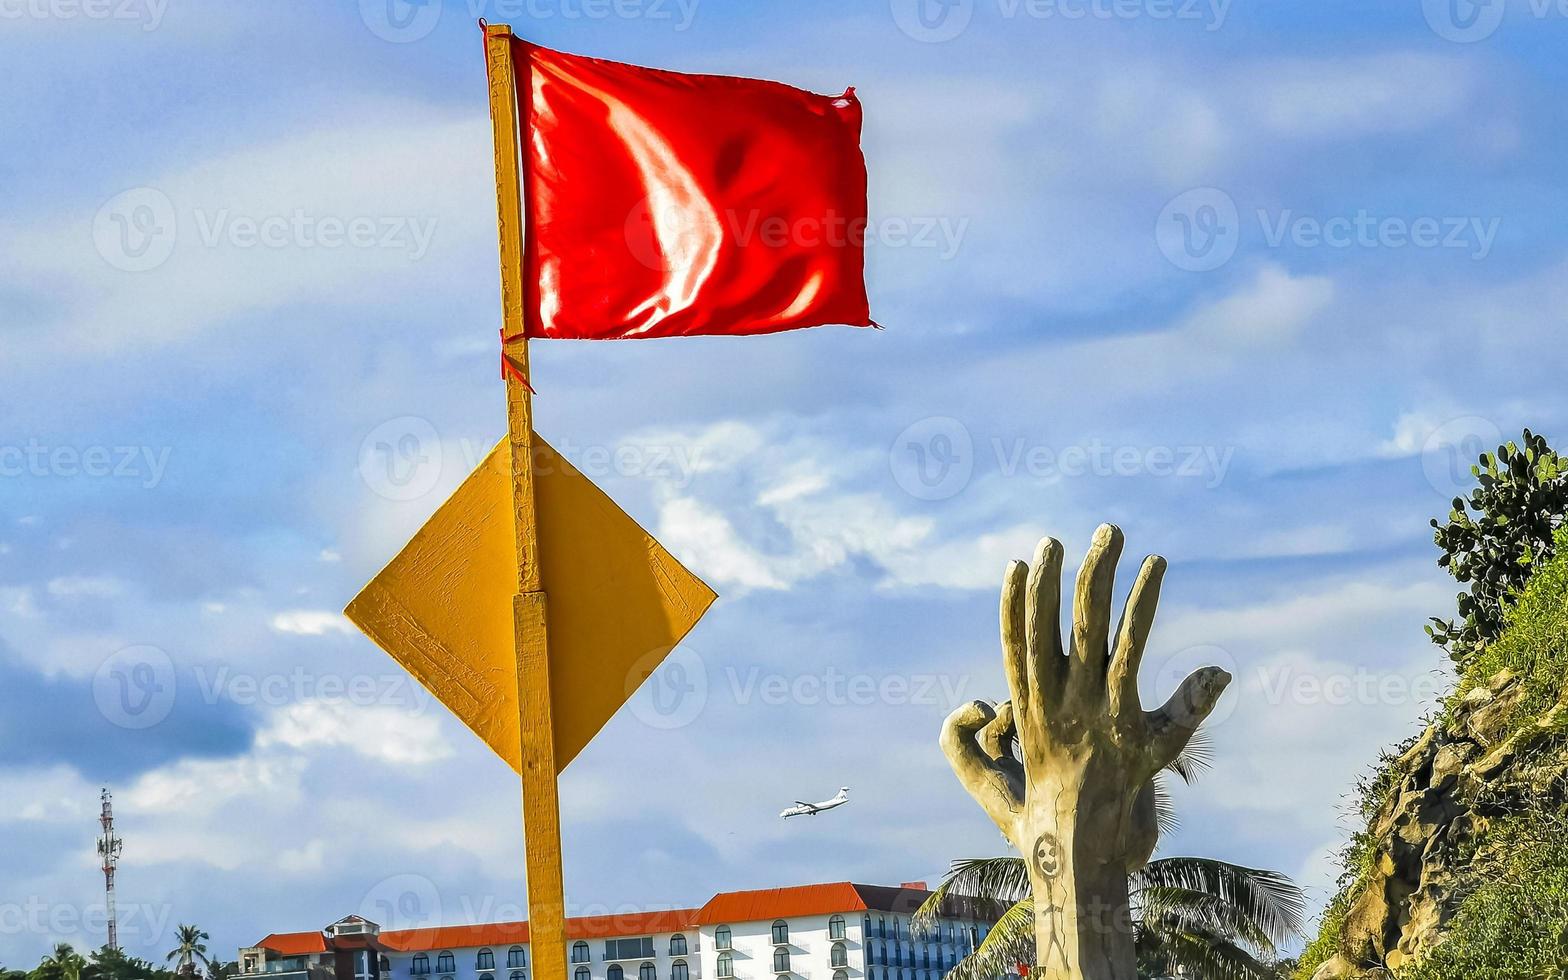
xmin=780 ymin=787 xmax=850 ymax=819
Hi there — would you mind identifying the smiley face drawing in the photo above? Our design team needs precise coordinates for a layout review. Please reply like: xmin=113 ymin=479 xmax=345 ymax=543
xmin=1033 ymin=831 xmax=1061 ymax=879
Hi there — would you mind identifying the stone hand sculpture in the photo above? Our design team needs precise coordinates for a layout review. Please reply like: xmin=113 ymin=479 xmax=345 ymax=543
xmin=941 ymin=525 xmax=1232 ymax=980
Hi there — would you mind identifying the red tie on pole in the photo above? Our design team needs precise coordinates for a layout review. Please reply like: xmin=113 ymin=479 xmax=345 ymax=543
xmin=508 ymin=40 xmax=874 ymax=340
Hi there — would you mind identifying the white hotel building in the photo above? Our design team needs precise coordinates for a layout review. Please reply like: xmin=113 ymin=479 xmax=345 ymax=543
xmin=238 ymin=882 xmax=996 ymax=980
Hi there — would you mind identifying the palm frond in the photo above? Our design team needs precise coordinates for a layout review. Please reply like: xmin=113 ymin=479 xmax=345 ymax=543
xmin=1136 ymin=918 xmax=1278 ymax=980
xmin=1152 ymin=774 xmax=1178 ymax=840
xmin=939 ymin=898 xmax=1035 ymax=980
xmin=1131 ymin=857 xmax=1305 ymax=950
xmin=912 ymin=857 xmax=1026 ymax=936
xmin=1165 ymin=728 xmax=1214 ymax=784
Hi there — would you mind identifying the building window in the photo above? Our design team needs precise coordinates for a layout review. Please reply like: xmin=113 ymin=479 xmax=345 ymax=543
xmin=671 ymin=962 xmax=689 ymax=980
xmin=572 ymin=945 xmax=591 ymax=965
xmin=510 ymin=972 xmax=524 ymax=980
xmin=879 ymin=918 xmax=886 ymax=939
xmin=479 ymin=973 xmax=494 ymax=980
xmin=412 ymin=957 xmax=430 ymax=977
xmin=968 ymin=929 xmax=978 ymax=948
xmin=833 ymin=973 xmax=848 ymax=980
xmin=771 ymin=921 xmax=789 ymax=946
xmin=508 ymin=949 xmax=526 ymax=969
xmin=830 ymin=944 xmax=847 ymax=969
xmin=576 ymin=969 xmax=589 ymax=980
xmin=862 ymin=918 xmax=871 ymax=941
xmin=608 ymin=966 xmax=623 ymax=980
xmin=772 ymin=949 xmax=789 ymax=975
xmin=879 ymin=944 xmax=887 ymax=967
xmin=669 ymin=936 xmax=688 ymax=958
xmin=638 ymin=963 xmax=655 ymax=980
xmin=379 ymin=958 xmax=391 ymax=977
xmin=436 ymin=954 xmax=455 ymax=975
xmin=479 ymin=951 xmax=496 ymax=971
xmin=716 ymin=954 xmax=733 ymax=979
xmin=715 ymin=927 xmax=732 ymax=951
xmin=828 ymin=916 xmax=846 ymax=941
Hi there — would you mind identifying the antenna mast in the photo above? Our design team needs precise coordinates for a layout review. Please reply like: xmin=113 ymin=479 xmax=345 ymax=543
xmin=97 ymin=788 xmax=125 ymax=952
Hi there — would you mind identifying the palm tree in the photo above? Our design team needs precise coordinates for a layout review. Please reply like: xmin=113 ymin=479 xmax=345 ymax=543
xmin=166 ymin=925 xmax=213 ymax=977
xmin=38 ymin=944 xmax=87 ymax=980
xmin=916 ymin=742 xmax=1305 ymax=980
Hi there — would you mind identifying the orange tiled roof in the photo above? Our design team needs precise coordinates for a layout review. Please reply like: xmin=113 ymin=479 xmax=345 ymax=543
xmin=692 ymin=882 xmax=936 ymax=925
xmin=330 ymin=910 xmax=700 ymax=952
xmin=257 ymin=933 xmax=329 ymax=955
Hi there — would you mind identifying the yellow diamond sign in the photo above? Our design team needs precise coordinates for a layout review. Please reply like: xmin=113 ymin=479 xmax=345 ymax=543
xmin=345 ymin=436 xmax=716 ymax=773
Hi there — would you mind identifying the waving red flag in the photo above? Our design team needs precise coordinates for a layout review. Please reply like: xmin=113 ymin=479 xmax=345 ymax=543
xmin=513 ymin=40 xmax=873 ymax=340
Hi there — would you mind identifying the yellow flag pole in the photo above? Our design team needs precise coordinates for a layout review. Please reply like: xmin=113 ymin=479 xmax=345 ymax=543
xmin=484 ymin=21 xmax=567 ymax=980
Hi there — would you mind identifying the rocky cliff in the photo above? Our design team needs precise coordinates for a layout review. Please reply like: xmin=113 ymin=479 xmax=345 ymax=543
xmin=1309 ymin=669 xmax=1567 ymax=978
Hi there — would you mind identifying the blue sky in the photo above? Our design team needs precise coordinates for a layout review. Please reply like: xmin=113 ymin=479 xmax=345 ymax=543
xmin=4 ymin=0 xmax=1568 ymax=967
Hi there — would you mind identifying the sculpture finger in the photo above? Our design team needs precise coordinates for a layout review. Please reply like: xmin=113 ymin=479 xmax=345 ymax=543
xmin=1107 ymin=555 xmax=1166 ymax=723
xmin=940 ymin=700 xmax=1024 ymax=832
xmin=978 ymin=701 xmax=1025 ymax=783
xmin=1069 ymin=523 xmax=1124 ymax=690
xmin=1000 ymin=559 xmax=1031 ymax=711
xmin=1024 ymin=537 xmax=1065 ymax=710
xmin=1147 ymin=666 xmax=1232 ymax=768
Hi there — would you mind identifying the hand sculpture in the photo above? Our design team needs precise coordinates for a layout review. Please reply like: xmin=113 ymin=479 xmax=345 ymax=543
xmin=940 ymin=525 xmax=1231 ymax=980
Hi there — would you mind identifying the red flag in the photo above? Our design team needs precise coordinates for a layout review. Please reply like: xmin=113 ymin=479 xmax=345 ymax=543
xmin=514 ymin=41 xmax=873 ymax=340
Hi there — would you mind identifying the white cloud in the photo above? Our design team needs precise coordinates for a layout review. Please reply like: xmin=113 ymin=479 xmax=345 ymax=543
xmin=257 ymin=699 xmax=452 ymax=766
xmin=271 ymin=610 xmax=354 ymax=636
xmin=46 ymin=575 xmax=124 ymax=598
xmin=1245 ymin=53 xmax=1476 ymax=139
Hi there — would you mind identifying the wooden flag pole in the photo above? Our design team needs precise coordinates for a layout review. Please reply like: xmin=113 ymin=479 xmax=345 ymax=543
xmin=485 ymin=22 xmax=568 ymax=980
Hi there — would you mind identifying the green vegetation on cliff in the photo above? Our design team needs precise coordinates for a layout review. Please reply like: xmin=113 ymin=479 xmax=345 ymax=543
xmin=1295 ymin=522 xmax=1568 ymax=979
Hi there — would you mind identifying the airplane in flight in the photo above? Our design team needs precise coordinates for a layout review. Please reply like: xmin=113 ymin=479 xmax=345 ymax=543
xmin=780 ymin=787 xmax=850 ymax=818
